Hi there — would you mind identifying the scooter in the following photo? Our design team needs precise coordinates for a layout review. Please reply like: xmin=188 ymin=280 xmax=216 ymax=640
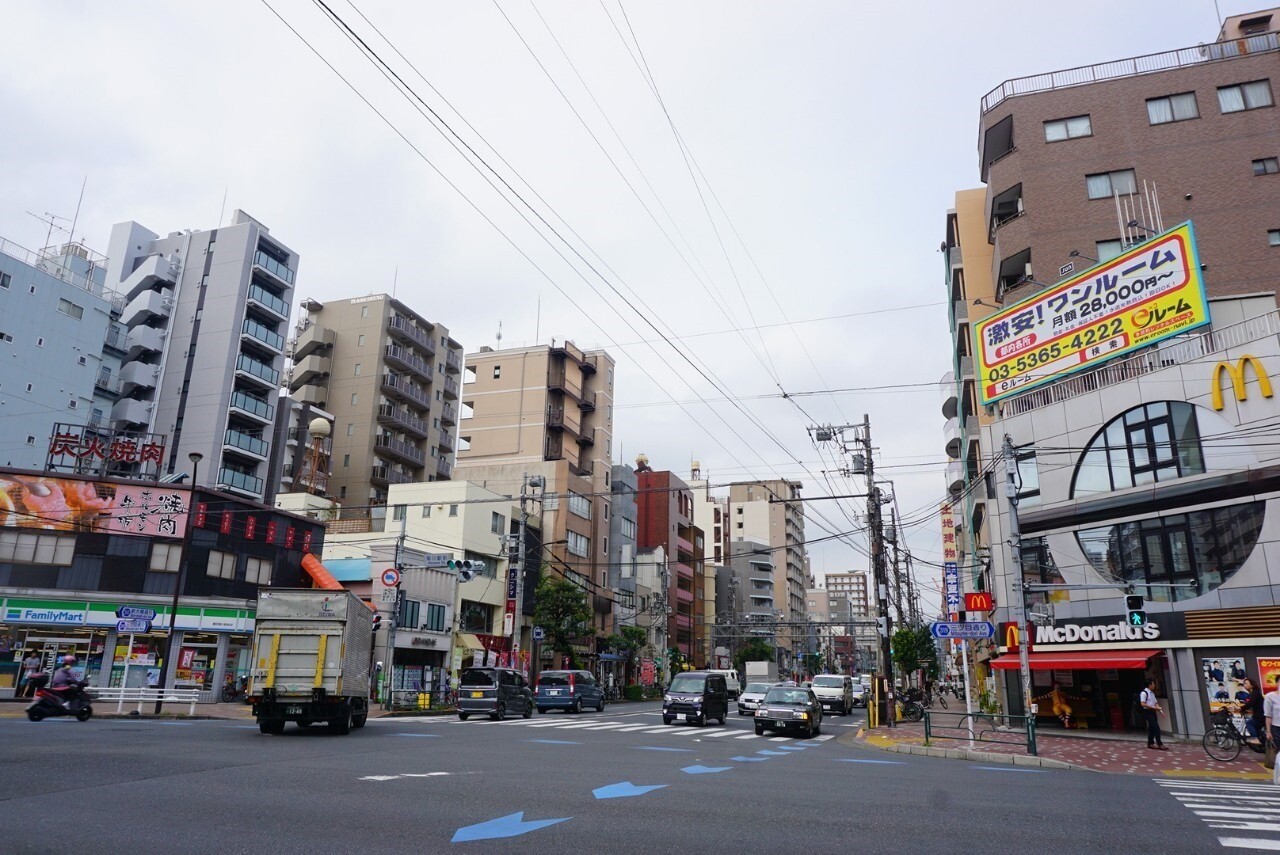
xmin=25 ymin=673 xmax=94 ymax=722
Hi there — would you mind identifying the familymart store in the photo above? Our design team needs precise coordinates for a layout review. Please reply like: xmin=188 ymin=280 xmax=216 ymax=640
xmin=0 ymin=594 xmax=255 ymax=702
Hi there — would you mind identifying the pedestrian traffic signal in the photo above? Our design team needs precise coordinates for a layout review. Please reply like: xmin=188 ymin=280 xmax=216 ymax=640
xmin=1125 ymin=594 xmax=1144 ymax=611
xmin=1127 ymin=609 xmax=1147 ymax=627
xmin=1125 ymin=594 xmax=1146 ymax=627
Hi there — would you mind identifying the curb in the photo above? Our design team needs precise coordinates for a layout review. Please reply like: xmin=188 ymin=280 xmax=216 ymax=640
xmin=854 ymin=728 xmax=1081 ymax=771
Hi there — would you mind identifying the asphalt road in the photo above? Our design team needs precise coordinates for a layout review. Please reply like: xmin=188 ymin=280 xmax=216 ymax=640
xmin=0 ymin=701 xmax=1259 ymax=854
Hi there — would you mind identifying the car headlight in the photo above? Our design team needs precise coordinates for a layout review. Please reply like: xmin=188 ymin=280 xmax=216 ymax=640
xmin=692 ymin=696 xmax=703 ymax=705
xmin=663 ymin=695 xmax=673 ymax=703
xmin=792 ymin=711 xmax=808 ymax=720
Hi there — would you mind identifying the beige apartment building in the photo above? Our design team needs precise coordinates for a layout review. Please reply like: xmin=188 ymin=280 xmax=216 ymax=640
xmin=455 ymin=340 xmax=617 ymax=655
xmin=288 ymin=294 xmax=464 ymax=505
xmin=727 ymin=479 xmax=806 ymax=653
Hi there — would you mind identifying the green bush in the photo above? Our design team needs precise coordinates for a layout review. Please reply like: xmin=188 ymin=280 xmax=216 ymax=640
xmin=624 ymin=684 xmax=644 ymax=701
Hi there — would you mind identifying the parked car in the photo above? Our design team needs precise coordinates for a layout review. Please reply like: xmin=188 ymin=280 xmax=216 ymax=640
xmin=457 ymin=667 xmax=533 ymax=721
xmin=810 ymin=674 xmax=854 ymax=715
xmin=662 ymin=671 xmax=729 ymax=726
xmin=737 ymin=681 xmax=772 ymax=716
xmin=754 ymin=685 xmax=823 ymax=738
xmin=535 ymin=669 xmax=604 ymax=714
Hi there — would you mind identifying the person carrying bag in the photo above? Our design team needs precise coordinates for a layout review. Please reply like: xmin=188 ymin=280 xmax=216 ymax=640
xmin=1264 ymin=687 xmax=1280 ymax=784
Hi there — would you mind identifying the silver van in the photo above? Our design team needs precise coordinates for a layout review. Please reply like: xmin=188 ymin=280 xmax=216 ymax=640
xmin=810 ymin=674 xmax=854 ymax=715
xmin=457 ymin=667 xmax=534 ymax=721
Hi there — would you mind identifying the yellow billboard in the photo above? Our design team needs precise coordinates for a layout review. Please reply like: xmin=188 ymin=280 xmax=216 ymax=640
xmin=974 ymin=221 xmax=1209 ymax=406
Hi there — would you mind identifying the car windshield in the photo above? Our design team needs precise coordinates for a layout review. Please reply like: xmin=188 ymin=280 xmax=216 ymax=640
xmin=764 ymin=688 xmax=809 ymax=705
xmin=538 ymin=672 xmax=571 ymax=686
xmin=812 ymin=676 xmax=844 ymax=687
xmin=668 ymin=674 xmax=706 ymax=694
xmin=460 ymin=669 xmax=495 ymax=687
xmin=744 ymin=683 xmax=771 ymax=693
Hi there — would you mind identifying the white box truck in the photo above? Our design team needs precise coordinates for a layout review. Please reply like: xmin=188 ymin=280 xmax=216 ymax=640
xmin=249 ymin=589 xmax=373 ymax=735
xmin=744 ymin=660 xmax=779 ymax=684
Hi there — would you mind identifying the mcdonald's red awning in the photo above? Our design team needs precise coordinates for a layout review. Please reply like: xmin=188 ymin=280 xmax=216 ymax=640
xmin=990 ymin=650 xmax=1159 ymax=670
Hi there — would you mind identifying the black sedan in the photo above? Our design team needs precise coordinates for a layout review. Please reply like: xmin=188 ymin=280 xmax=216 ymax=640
xmin=754 ymin=686 xmax=823 ymax=738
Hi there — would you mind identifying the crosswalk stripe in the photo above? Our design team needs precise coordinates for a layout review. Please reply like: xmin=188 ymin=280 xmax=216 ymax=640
xmin=1170 ymin=794 xmax=1280 ymax=804
xmin=735 ymin=733 xmax=761 ymax=740
xmin=705 ymin=730 xmax=741 ymax=737
xmin=1218 ymin=837 xmax=1280 ymax=850
xmin=1158 ymin=775 xmax=1280 ymax=850
xmin=1207 ymin=822 xmax=1280 ymax=832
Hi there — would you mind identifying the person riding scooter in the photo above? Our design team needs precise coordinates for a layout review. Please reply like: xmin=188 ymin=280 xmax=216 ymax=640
xmin=47 ymin=655 xmax=87 ymax=707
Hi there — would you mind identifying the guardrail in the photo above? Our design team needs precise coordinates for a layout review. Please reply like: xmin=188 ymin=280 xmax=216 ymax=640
xmin=94 ymin=687 xmax=201 ymax=716
xmin=923 ymin=709 xmax=1037 ymax=755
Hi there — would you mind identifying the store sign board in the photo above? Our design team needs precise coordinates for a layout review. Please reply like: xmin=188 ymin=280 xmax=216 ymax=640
xmin=974 ymin=221 xmax=1209 ymax=405
xmin=5 ymin=607 xmax=86 ymax=625
xmin=0 ymin=475 xmax=189 ymax=537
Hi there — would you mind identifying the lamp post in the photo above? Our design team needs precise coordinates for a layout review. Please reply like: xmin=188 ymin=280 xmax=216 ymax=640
xmin=155 ymin=451 xmax=202 ymax=714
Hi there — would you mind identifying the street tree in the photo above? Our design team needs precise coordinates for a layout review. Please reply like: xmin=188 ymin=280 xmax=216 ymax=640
xmin=891 ymin=625 xmax=939 ymax=683
xmin=532 ymin=576 xmax=591 ymax=668
xmin=604 ymin=625 xmax=648 ymax=683
xmin=733 ymin=638 xmax=775 ymax=674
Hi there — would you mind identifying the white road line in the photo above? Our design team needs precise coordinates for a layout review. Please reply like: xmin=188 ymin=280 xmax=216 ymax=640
xmin=614 ymin=725 xmax=656 ymax=732
xmin=735 ymin=733 xmax=761 ymax=740
xmin=704 ymin=730 xmax=743 ymax=737
xmin=1196 ymin=811 xmax=1280 ymax=821
xmin=1159 ymin=780 xmax=1278 ymax=790
xmin=1170 ymin=794 xmax=1280 ymax=804
xmin=1207 ymin=822 xmax=1280 ymax=833
xmin=1184 ymin=804 xmax=1280 ymax=814
xmin=813 ymin=734 xmax=834 ymax=742
xmin=1218 ymin=837 xmax=1280 ymax=851
xmin=577 ymin=723 xmax=628 ymax=730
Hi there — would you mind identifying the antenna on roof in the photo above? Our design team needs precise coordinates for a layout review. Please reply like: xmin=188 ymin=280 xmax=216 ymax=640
xmin=496 ymin=320 xmax=503 ymax=347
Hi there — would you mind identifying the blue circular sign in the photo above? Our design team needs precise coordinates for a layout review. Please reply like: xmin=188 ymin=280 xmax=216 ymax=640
xmin=381 ymin=568 xmax=401 ymax=587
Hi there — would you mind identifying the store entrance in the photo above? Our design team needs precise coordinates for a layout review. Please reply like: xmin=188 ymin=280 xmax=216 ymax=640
xmin=1030 ymin=667 xmax=1148 ymax=731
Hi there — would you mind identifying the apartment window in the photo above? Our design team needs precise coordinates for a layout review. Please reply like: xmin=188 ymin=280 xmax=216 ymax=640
xmin=1086 ymin=169 xmax=1137 ymax=200
xmin=621 ymin=518 xmax=636 ymax=539
xmin=397 ymin=599 xmax=420 ymax=630
xmin=433 ymin=417 xmax=440 ymax=429
xmin=1072 ymin=401 xmax=1206 ymax=496
xmin=1043 ymin=115 xmax=1091 ymax=141
xmin=148 ymin=542 xmax=182 ymax=573
xmin=77 ymin=355 xmax=87 ymax=366
xmin=491 ymin=512 xmax=506 ymax=534
xmin=430 ymin=446 xmax=437 ymax=458
xmin=736 ymin=521 xmax=744 ymax=530
xmin=603 ymin=504 xmax=609 ymax=521
xmin=608 ymin=367 xmax=614 ymax=387
xmin=425 ymin=603 xmax=447 ymax=632
xmin=0 ymin=531 xmax=75 ymax=564
xmin=567 ymin=531 xmax=590 ymax=557
xmin=350 ymin=393 xmax=358 ymax=406
xmin=354 ymin=363 xmax=362 ymax=376
xmin=1096 ymin=239 xmax=1124 ymax=262
xmin=1146 ymin=92 xmax=1198 ymax=124
xmin=342 ymin=454 xmax=350 ymax=468
xmin=347 ymin=424 xmax=355 ymax=437
xmin=25 ymin=383 xmax=33 ymax=392
xmin=568 ymin=491 xmax=591 ymax=519
xmin=0 ymin=272 xmax=9 ymax=289
xmin=1254 ymin=157 xmax=1279 ymax=176
xmin=602 ymin=536 xmax=608 ymax=555
xmin=1270 ymin=229 xmax=1280 ymax=246
xmin=0 ymin=333 xmax=11 ymax=343
xmin=1218 ymin=80 xmax=1273 ymax=113
xmin=422 ymin=505 xmax=432 ymax=517
xmin=36 ymin=337 xmax=45 ymax=347
xmin=361 ymin=306 xmax=369 ymax=318
xmin=246 ymin=557 xmax=272 ymax=586
xmin=68 ymin=399 xmax=77 ymax=410
xmin=25 ymin=435 xmax=35 ymax=445
xmin=339 ymin=486 xmax=347 ymax=499
xmin=449 ymin=503 xmax=458 ymax=517
xmin=493 ymin=365 xmax=501 ymax=379
xmin=357 ymin=334 xmax=366 ymax=347
xmin=207 ymin=549 xmax=237 ymax=580
xmin=57 ymin=298 xmax=83 ymax=320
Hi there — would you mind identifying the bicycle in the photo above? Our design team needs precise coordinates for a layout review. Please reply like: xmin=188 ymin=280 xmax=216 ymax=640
xmin=603 ymin=684 xmax=621 ymax=703
xmin=1203 ymin=709 xmax=1266 ymax=762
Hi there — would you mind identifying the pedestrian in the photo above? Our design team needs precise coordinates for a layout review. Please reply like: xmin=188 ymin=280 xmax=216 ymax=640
xmin=1141 ymin=678 xmax=1167 ymax=750
xmin=1238 ymin=677 xmax=1265 ymax=748
xmin=19 ymin=650 xmax=41 ymax=698
xmin=1264 ymin=683 xmax=1280 ymax=785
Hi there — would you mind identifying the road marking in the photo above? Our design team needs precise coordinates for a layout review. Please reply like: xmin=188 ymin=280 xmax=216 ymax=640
xmin=451 ymin=811 xmax=571 ymax=843
xmin=634 ymin=746 xmax=692 ymax=752
xmin=526 ymin=739 xmax=583 ymax=745
xmin=593 ymin=782 xmax=668 ymax=800
xmin=1161 ymin=778 xmax=1280 ymax=850
xmin=834 ymin=759 xmax=905 ymax=765
xmin=730 ymin=756 xmax=770 ymax=762
xmin=757 ymin=750 xmax=788 ymax=756
xmin=682 ymin=765 xmax=732 ymax=774
xmin=704 ymin=730 xmax=741 ymax=737
xmin=1218 ymin=838 xmax=1280 ymax=850
xmin=392 ymin=733 xmax=441 ymax=738
xmin=1207 ymin=822 xmax=1280 ymax=833
xmin=735 ymin=734 xmax=761 ymax=740
xmin=971 ymin=766 xmax=1048 ymax=773
xmin=401 ymin=772 xmax=451 ymax=777
xmin=360 ymin=775 xmax=400 ymax=781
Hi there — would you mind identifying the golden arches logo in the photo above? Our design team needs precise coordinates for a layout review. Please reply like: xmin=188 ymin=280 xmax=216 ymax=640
xmin=1003 ymin=622 xmax=1021 ymax=649
xmin=1211 ymin=355 xmax=1274 ymax=411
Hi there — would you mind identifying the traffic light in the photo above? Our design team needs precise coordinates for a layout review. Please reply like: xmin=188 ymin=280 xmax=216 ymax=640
xmin=371 ymin=613 xmax=384 ymax=633
xmin=448 ymin=559 xmax=487 ymax=582
xmin=1126 ymin=594 xmax=1146 ymax=627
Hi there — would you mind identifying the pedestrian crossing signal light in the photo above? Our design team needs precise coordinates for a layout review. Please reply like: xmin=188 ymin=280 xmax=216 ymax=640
xmin=1127 ymin=609 xmax=1147 ymax=627
xmin=1125 ymin=594 xmax=1144 ymax=610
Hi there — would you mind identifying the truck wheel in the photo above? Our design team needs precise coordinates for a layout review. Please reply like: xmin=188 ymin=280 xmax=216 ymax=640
xmin=330 ymin=707 xmax=352 ymax=735
xmin=259 ymin=720 xmax=284 ymax=735
xmin=352 ymin=714 xmax=367 ymax=729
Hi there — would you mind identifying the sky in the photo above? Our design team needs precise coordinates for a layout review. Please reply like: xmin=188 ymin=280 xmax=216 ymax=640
xmin=0 ymin=0 xmax=1246 ymax=607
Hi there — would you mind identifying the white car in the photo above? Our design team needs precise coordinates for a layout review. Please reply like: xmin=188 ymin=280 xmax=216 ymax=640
xmin=737 ymin=681 xmax=772 ymax=716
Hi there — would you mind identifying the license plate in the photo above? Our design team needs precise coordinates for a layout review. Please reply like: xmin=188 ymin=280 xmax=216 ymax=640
xmin=470 ymin=691 xmax=483 ymax=698
xmin=549 ymin=690 xmax=562 ymax=696
xmin=286 ymin=706 xmax=303 ymax=715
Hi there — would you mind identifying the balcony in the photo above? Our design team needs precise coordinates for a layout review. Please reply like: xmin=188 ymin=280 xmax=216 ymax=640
xmin=547 ymin=408 xmax=566 ymax=430
xmin=241 ymin=318 xmax=285 ymax=353
xmin=547 ymin=368 xmax=582 ymax=399
xmin=224 ymin=428 xmax=269 ymax=460
xmin=94 ymin=367 xmax=120 ymax=396
xmin=944 ymin=417 xmax=962 ymax=460
xmin=103 ymin=325 xmax=126 ymax=353
xmin=124 ymin=325 xmax=165 ymax=359
xmin=576 ymin=427 xmax=595 ymax=447
xmin=292 ymin=354 xmax=330 ymax=387
xmin=121 ymin=253 xmax=180 ymax=302
xmin=384 ymin=343 xmax=432 ymax=379
xmin=442 ymin=374 xmax=459 ymax=399
xmin=293 ymin=323 xmax=335 ymax=360
xmin=940 ymin=371 xmax=958 ymax=419
xmin=578 ymin=391 xmax=596 ymax=412
xmin=381 ymin=373 xmax=430 ymax=408
xmin=387 ymin=315 xmax=435 ymax=354
xmin=217 ymin=467 xmax=264 ymax=497
xmin=121 ymin=289 xmax=171 ymax=327
xmin=437 ymin=457 xmax=453 ymax=479
xmin=981 ymin=30 xmax=1280 ymax=115
xmin=111 ymin=398 xmax=152 ymax=426
xmin=229 ymin=390 xmax=274 ymax=423
xmin=946 ymin=460 xmax=965 ymax=495
xmin=119 ymin=361 xmax=159 ymax=395
xmin=437 ymin=431 xmax=454 ymax=453
xmin=676 ymin=562 xmax=695 ymax=580
xmin=377 ymin=404 xmax=427 ymax=438
xmin=247 ymin=282 xmax=289 ymax=320
xmin=440 ymin=401 xmax=457 ymax=425
xmin=252 ymin=250 xmax=295 ymax=286
xmin=445 ymin=348 xmax=462 ymax=373
xmin=293 ymin=383 xmax=327 ymax=406
xmin=235 ymin=353 xmax=281 ymax=389
xmin=371 ymin=465 xmax=413 ymax=486
xmin=581 ymin=354 xmax=598 ymax=374
xmin=676 ymin=587 xmax=694 ymax=605
xmin=375 ymin=435 xmax=426 ymax=466
xmin=674 ymin=613 xmax=693 ymax=630
xmin=677 ymin=536 xmax=694 ymax=556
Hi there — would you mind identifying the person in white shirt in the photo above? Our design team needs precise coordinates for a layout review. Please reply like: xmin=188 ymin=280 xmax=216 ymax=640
xmin=1263 ymin=685 xmax=1280 ymax=749
xmin=1140 ymin=678 xmax=1167 ymax=750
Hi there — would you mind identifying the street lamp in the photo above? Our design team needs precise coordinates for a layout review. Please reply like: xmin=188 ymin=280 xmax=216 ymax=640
xmin=155 ymin=452 xmax=202 ymax=714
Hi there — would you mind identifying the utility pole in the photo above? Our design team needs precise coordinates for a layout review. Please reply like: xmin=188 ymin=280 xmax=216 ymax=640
xmin=862 ymin=415 xmax=895 ymax=727
xmin=383 ymin=506 xmax=408 ymax=711
xmin=1002 ymin=434 xmax=1033 ymax=720
xmin=509 ymin=474 xmax=544 ymax=674
xmin=889 ymin=507 xmax=905 ymax=624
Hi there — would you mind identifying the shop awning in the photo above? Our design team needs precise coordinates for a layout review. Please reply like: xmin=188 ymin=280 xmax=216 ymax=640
xmin=455 ymin=633 xmax=483 ymax=651
xmin=990 ymin=649 xmax=1159 ymax=671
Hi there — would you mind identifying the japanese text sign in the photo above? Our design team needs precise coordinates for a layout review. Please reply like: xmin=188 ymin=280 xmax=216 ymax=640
xmin=0 ymin=474 xmax=189 ymax=538
xmin=939 ymin=503 xmax=957 ymax=563
xmin=974 ymin=222 xmax=1209 ymax=405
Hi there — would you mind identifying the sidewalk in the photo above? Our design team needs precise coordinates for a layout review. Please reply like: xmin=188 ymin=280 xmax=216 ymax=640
xmin=856 ymin=721 xmax=1272 ymax=780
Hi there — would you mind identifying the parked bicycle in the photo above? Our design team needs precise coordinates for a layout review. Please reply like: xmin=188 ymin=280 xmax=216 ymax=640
xmin=1203 ymin=709 xmax=1266 ymax=762
xmin=603 ymin=684 xmax=621 ymax=703
xmin=221 ymin=675 xmax=249 ymax=703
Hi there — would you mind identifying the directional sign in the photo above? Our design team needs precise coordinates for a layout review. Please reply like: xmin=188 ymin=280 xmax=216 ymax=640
xmin=451 ymin=812 xmax=571 ymax=843
xmin=930 ymin=621 xmax=995 ymax=640
xmin=116 ymin=606 xmax=157 ymax=621
xmin=381 ymin=568 xmax=401 ymax=587
xmin=422 ymin=553 xmax=451 ymax=568
xmin=116 ymin=619 xmax=151 ymax=633
xmin=532 ymin=626 xmax=545 ymax=642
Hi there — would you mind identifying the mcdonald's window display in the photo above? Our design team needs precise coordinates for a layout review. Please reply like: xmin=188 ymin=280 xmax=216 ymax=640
xmin=1202 ymin=657 xmax=1248 ymax=713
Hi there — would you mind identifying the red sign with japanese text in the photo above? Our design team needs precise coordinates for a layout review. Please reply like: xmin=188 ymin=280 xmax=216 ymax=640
xmin=266 ymin=521 xmax=278 ymax=543
xmin=244 ymin=517 xmax=257 ymax=541
xmin=285 ymin=527 xmax=295 ymax=549
xmin=0 ymin=474 xmax=189 ymax=537
xmin=220 ymin=512 xmax=232 ymax=535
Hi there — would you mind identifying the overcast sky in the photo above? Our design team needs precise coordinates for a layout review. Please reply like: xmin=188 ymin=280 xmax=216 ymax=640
xmin=0 ymin=0 xmax=1245 ymax=602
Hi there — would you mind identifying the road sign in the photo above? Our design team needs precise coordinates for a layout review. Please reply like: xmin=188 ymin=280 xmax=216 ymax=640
xmin=964 ymin=592 xmax=993 ymax=611
xmin=116 ymin=606 xmax=157 ymax=621
xmin=422 ymin=553 xmax=452 ymax=568
xmin=929 ymin=621 xmax=995 ymax=640
xmin=116 ymin=618 xmax=151 ymax=633
xmin=381 ymin=568 xmax=401 ymax=587
xmin=532 ymin=626 xmax=545 ymax=642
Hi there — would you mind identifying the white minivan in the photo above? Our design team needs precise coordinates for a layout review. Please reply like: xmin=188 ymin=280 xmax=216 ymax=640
xmin=707 ymin=669 xmax=741 ymax=700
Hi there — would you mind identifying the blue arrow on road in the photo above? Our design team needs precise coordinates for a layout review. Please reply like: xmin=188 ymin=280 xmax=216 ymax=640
xmin=757 ymin=749 xmax=788 ymax=756
xmin=731 ymin=756 xmax=770 ymax=762
xmin=776 ymin=746 xmax=805 ymax=751
xmin=451 ymin=812 xmax=571 ymax=843
xmin=681 ymin=765 xmax=731 ymax=775
xmin=593 ymin=782 xmax=668 ymax=800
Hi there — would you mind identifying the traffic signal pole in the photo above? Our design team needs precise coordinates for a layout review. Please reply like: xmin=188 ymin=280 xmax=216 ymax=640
xmin=863 ymin=415 xmax=895 ymax=728
xmin=1002 ymin=434 xmax=1033 ymax=721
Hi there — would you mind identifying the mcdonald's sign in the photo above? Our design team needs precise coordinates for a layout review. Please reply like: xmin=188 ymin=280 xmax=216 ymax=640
xmin=999 ymin=621 xmax=1030 ymax=653
xmin=965 ymin=592 xmax=993 ymax=612
xmin=1211 ymin=354 xmax=1273 ymax=411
